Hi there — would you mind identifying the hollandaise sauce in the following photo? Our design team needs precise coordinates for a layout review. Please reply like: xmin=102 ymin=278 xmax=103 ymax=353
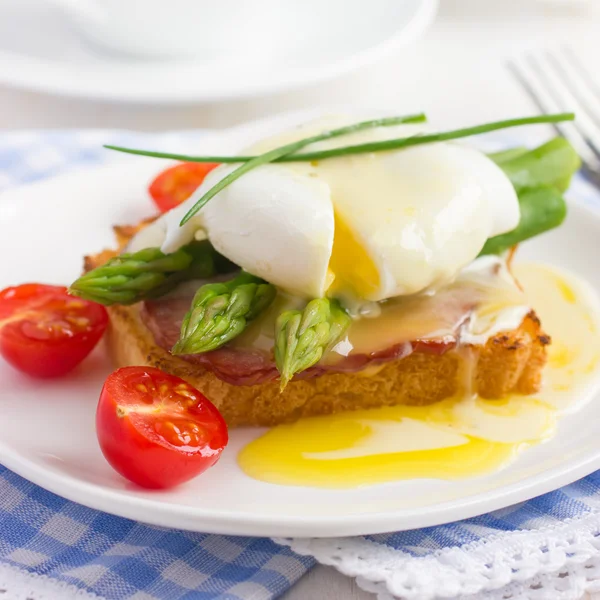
xmin=238 ymin=263 xmax=600 ymax=488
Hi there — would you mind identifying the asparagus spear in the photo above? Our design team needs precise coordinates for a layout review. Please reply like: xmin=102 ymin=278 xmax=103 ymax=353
xmin=275 ymin=298 xmax=351 ymax=390
xmin=69 ymin=241 xmax=232 ymax=306
xmin=478 ymin=186 xmax=567 ymax=256
xmin=172 ymin=272 xmax=276 ymax=355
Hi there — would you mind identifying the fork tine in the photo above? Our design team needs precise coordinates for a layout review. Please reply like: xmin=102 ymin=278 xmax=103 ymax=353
xmin=508 ymin=53 xmax=600 ymax=188
xmin=507 ymin=58 xmax=591 ymax=156
xmin=527 ymin=52 xmax=600 ymax=163
xmin=546 ymin=49 xmax=600 ymax=134
xmin=562 ymin=46 xmax=600 ymax=105
xmin=506 ymin=60 xmax=563 ymax=136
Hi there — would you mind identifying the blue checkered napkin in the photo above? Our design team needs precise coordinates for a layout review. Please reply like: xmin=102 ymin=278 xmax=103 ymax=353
xmin=0 ymin=130 xmax=316 ymax=600
xmin=0 ymin=466 xmax=314 ymax=600
xmin=0 ymin=129 xmax=220 ymax=190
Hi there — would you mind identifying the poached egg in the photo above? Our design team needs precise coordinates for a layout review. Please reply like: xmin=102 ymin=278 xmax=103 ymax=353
xmin=131 ymin=116 xmax=520 ymax=301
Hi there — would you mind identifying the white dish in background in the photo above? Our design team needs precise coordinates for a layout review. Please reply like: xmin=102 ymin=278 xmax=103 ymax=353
xmin=1 ymin=113 xmax=600 ymax=537
xmin=43 ymin=0 xmax=303 ymax=60
xmin=0 ymin=0 xmax=437 ymax=103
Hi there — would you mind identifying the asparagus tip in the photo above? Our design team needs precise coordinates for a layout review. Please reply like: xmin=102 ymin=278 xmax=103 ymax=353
xmin=278 ymin=372 xmax=292 ymax=392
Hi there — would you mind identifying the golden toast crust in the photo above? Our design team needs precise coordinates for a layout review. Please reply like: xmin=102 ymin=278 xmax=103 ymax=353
xmin=106 ymin=303 xmax=548 ymax=427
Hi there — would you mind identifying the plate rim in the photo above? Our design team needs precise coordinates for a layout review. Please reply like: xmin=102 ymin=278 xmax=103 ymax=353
xmin=1 ymin=404 xmax=600 ymax=538
xmin=0 ymin=158 xmax=600 ymax=537
xmin=0 ymin=0 xmax=438 ymax=103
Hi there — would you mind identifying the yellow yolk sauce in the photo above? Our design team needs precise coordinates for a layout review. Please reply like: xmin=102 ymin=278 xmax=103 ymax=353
xmin=238 ymin=263 xmax=600 ymax=488
xmin=238 ymin=397 xmax=554 ymax=488
xmin=514 ymin=263 xmax=600 ymax=412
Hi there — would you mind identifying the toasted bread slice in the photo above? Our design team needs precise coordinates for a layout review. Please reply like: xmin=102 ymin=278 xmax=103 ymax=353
xmin=87 ymin=221 xmax=549 ymax=427
xmin=106 ymin=303 xmax=548 ymax=427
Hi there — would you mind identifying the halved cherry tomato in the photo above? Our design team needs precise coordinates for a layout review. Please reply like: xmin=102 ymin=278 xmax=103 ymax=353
xmin=97 ymin=367 xmax=228 ymax=489
xmin=0 ymin=284 xmax=108 ymax=378
xmin=149 ymin=162 xmax=220 ymax=213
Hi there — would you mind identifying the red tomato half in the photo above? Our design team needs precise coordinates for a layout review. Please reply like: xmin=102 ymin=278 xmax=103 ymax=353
xmin=0 ymin=284 xmax=108 ymax=378
xmin=149 ymin=162 xmax=219 ymax=213
xmin=97 ymin=367 xmax=228 ymax=489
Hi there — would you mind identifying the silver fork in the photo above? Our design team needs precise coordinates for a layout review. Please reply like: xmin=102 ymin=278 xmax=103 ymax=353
xmin=508 ymin=47 xmax=600 ymax=188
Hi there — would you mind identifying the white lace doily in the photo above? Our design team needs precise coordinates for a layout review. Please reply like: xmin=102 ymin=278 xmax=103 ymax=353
xmin=0 ymin=563 xmax=101 ymax=600
xmin=276 ymin=510 xmax=600 ymax=600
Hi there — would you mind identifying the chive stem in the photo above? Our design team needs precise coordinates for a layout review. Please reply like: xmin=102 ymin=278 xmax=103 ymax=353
xmin=104 ymin=113 xmax=574 ymax=166
xmin=178 ymin=113 xmax=426 ymax=224
xmin=102 ymin=112 xmax=575 ymax=226
xmin=285 ymin=113 xmax=574 ymax=161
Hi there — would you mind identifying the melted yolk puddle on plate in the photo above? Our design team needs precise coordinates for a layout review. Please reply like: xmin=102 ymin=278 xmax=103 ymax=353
xmin=237 ymin=262 xmax=600 ymax=488
xmin=238 ymin=397 xmax=554 ymax=488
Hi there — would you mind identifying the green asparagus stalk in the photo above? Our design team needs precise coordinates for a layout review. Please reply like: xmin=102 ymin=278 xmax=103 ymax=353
xmin=69 ymin=241 xmax=232 ymax=306
xmin=172 ymin=272 xmax=276 ymax=355
xmin=275 ymin=298 xmax=351 ymax=390
xmin=478 ymin=186 xmax=567 ymax=256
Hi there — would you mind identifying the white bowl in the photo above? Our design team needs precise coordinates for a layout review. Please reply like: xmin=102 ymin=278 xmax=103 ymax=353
xmin=0 ymin=0 xmax=437 ymax=102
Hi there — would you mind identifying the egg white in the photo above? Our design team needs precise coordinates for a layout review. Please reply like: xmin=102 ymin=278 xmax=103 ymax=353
xmin=131 ymin=116 xmax=520 ymax=301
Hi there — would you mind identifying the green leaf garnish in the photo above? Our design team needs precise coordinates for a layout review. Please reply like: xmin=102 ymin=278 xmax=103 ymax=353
xmin=490 ymin=137 xmax=580 ymax=193
xmin=478 ymin=186 xmax=567 ymax=256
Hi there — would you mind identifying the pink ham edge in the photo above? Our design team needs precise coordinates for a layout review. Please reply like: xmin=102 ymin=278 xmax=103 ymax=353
xmin=141 ymin=293 xmax=465 ymax=387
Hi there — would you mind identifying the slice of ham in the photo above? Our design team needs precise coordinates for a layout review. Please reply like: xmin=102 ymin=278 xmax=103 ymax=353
xmin=141 ymin=290 xmax=468 ymax=386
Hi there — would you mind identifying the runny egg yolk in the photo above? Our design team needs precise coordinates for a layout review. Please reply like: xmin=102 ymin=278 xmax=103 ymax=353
xmin=327 ymin=212 xmax=381 ymax=299
xmin=238 ymin=262 xmax=600 ymax=489
xmin=238 ymin=397 xmax=554 ymax=488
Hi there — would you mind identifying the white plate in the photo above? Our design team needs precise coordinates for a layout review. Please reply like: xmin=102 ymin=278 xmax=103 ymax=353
xmin=0 ymin=0 xmax=437 ymax=103
xmin=1 ymin=120 xmax=600 ymax=538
